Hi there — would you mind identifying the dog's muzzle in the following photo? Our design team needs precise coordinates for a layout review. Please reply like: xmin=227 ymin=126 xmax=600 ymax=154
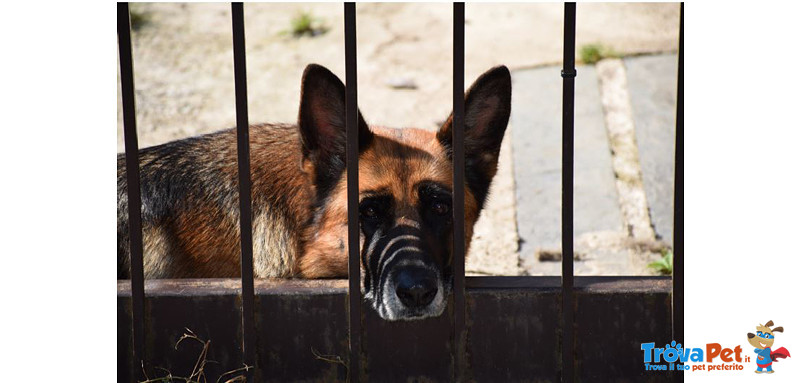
xmin=364 ymin=224 xmax=448 ymax=321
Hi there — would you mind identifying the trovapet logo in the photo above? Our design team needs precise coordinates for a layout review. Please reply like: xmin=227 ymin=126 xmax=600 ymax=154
xmin=746 ymin=320 xmax=791 ymax=374
xmin=641 ymin=319 xmax=792 ymax=374
xmin=641 ymin=341 xmax=744 ymax=372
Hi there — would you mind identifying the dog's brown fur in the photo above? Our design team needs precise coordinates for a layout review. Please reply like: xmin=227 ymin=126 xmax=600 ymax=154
xmin=299 ymin=126 xmax=482 ymax=278
xmin=118 ymin=64 xmax=510 ymax=288
xmin=118 ymin=123 xmax=312 ymax=278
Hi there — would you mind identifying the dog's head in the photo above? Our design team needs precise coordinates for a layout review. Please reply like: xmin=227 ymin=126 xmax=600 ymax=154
xmin=297 ymin=64 xmax=511 ymax=320
xmin=748 ymin=320 xmax=783 ymax=349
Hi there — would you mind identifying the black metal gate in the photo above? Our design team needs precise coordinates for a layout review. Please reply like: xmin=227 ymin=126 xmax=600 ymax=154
xmin=118 ymin=3 xmax=684 ymax=382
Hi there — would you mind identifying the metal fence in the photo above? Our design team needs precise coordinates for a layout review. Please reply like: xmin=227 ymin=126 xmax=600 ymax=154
xmin=118 ymin=2 xmax=684 ymax=382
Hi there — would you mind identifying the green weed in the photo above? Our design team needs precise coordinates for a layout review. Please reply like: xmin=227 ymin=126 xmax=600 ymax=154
xmin=579 ymin=43 xmax=619 ymax=64
xmin=129 ymin=5 xmax=152 ymax=31
xmin=287 ymin=11 xmax=328 ymax=37
xmin=648 ymin=249 xmax=673 ymax=275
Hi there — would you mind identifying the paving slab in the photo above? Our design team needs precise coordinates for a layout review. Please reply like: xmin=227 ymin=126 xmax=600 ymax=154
xmin=465 ymin=127 xmax=521 ymax=276
xmin=625 ymin=54 xmax=678 ymax=244
xmin=511 ymin=65 xmax=623 ymax=275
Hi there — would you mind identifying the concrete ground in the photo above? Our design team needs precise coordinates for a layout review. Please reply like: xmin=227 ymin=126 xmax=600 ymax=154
xmin=118 ymin=3 xmax=681 ymax=276
xmin=513 ymin=54 xmax=677 ymax=276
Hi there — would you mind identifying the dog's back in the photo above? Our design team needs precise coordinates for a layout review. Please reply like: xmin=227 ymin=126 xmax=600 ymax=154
xmin=117 ymin=123 xmax=312 ymax=279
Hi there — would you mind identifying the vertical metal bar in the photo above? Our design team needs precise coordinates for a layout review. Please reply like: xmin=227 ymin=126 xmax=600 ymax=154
xmin=672 ymin=3 xmax=684 ymax=381
xmin=231 ymin=3 xmax=256 ymax=379
xmin=117 ymin=3 xmax=146 ymax=381
xmin=344 ymin=3 xmax=361 ymax=382
xmin=452 ymin=3 xmax=467 ymax=382
xmin=560 ymin=3 xmax=576 ymax=383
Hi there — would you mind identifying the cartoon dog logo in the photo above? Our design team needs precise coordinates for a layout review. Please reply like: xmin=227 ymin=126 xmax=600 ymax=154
xmin=747 ymin=320 xmax=791 ymax=374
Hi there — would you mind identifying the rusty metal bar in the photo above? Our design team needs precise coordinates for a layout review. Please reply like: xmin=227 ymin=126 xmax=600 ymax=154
xmin=672 ymin=3 xmax=684 ymax=381
xmin=344 ymin=3 xmax=361 ymax=382
xmin=231 ymin=3 xmax=256 ymax=379
xmin=452 ymin=3 xmax=467 ymax=382
xmin=117 ymin=276 xmax=674 ymax=296
xmin=117 ymin=3 xmax=146 ymax=381
xmin=561 ymin=3 xmax=577 ymax=383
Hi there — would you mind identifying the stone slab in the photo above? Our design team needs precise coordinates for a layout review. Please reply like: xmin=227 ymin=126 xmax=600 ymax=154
xmin=625 ymin=54 xmax=678 ymax=244
xmin=511 ymin=65 xmax=623 ymax=274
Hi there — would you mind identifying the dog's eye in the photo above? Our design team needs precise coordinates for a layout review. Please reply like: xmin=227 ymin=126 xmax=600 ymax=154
xmin=360 ymin=200 xmax=386 ymax=221
xmin=757 ymin=332 xmax=763 ymax=337
xmin=362 ymin=205 xmax=379 ymax=219
xmin=431 ymin=201 xmax=450 ymax=216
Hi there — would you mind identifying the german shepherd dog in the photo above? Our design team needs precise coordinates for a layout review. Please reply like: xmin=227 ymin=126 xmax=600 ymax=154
xmin=118 ymin=64 xmax=511 ymax=320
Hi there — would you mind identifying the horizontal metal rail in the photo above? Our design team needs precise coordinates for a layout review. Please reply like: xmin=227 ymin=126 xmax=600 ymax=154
xmin=118 ymin=276 xmax=674 ymax=295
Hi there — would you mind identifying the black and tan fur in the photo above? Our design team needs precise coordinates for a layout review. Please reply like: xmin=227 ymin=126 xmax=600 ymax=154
xmin=118 ymin=64 xmax=511 ymax=320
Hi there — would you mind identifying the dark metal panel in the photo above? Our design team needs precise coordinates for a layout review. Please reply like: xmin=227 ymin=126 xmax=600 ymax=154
xmin=231 ymin=4 xmax=257 ymax=380
xmin=343 ymin=3 xmax=362 ymax=382
xmin=452 ymin=3 xmax=467 ymax=382
xmin=468 ymin=289 xmax=561 ymax=382
xmin=574 ymin=286 xmax=675 ymax=382
xmin=117 ymin=4 xmax=146 ymax=381
xmin=465 ymin=277 xmax=670 ymax=293
xmin=118 ymin=278 xmax=674 ymax=381
xmin=118 ymin=281 xmax=244 ymax=382
xmin=466 ymin=276 xmax=562 ymax=289
xmin=561 ymin=3 xmax=577 ymax=383
xmin=117 ymin=287 xmax=134 ymax=383
xmin=363 ymin=300 xmax=453 ymax=382
xmin=256 ymin=292 xmax=349 ymax=382
xmin=146 ymin=295 xmax=243 ymax=381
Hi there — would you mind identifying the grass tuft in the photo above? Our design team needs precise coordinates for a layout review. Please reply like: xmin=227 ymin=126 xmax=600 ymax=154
xmin=287 ymin=11 xmax=328 ymax=38
xmin=579 ymin=43 xmax=619 ymax=64
xmin=129 ymin=5 xmax=152 ymax=31
xmin=647 ymin=249 xmax=673 ymax=275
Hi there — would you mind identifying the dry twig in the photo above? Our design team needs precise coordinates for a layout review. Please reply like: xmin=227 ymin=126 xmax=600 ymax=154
xmin=137 ymin=329 xmax=250 ymax=383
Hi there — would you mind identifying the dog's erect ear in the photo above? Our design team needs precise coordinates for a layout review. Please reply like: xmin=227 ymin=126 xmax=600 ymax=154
xmin=772 ymin=326 xmax=784 ymax=333
xmin=298 ymin=64 xmax=373 ymax=196
xmin=437 ymin=65 xmax=512 ymax=209
xmin=765 ymin=320 xmax=775 ymax=328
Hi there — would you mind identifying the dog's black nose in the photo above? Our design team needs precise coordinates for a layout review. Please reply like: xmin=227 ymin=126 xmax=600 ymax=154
xmin=748 ymin=333 xmax=755 ymax=339
xmin=395 ymin=268 xmax=438 ymax=309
